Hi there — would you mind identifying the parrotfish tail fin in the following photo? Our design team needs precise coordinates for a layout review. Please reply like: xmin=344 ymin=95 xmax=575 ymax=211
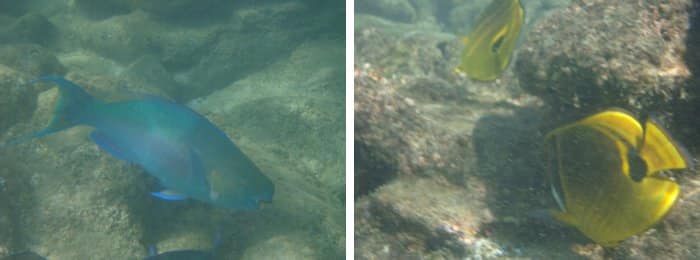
xmin=1 ymin=76 xmax=100 ymax=147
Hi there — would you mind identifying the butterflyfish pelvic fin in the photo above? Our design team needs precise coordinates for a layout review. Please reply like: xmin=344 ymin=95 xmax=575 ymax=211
xmin=640 ymin=117 xmax=693 ymax=174
xmin=549 ymin=209 xmax=577 ymax=227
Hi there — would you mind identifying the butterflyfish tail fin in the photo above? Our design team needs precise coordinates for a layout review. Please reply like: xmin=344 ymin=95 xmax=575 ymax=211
xmin=1 ymin=76 xmax=100 ymax=147
xmin=640 ymin=117 xmax=693 ymax=173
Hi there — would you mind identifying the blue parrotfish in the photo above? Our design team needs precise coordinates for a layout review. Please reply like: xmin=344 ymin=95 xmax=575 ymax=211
xmin=2 ymin=76 xmax=274 ymax=210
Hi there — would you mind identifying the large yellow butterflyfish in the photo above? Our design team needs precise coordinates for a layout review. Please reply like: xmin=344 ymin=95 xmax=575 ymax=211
xmin=456 ymin=0 xmax=524 ymax=81
xmin=544 ymin=109 xmax=693 ymax=246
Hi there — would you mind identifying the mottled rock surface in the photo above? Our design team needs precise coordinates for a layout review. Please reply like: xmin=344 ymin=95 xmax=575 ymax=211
xmin=356 ymin=0 xmax=700 ymax=258
xmin=354 ymin=12 xmax=567 ymax=259
xmin=515 ymin=2 xmax=700 ymax=256
xmin=517 ymin=0 xmax=696 ymax=125
xmin=0 ymin=0 xmax=344 ymax=259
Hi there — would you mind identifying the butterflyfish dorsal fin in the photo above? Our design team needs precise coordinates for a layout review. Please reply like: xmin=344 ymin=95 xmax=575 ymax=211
xmin=639 ymin=118 xmax=693 ymax=174
xmin=579 ymin=110 xmax=643 ymax=147
xmin=545 ymin=109 xmax=643 ymax=147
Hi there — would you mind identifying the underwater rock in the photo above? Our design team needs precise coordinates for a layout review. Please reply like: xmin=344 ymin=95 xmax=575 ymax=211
xmin=135 ymin=0 xmax=232 ymax=20
xmin=240 ymin=234 xmax=317 ymax=260
xmin=355 ymin=177 xmax=498 ymax=258
xmin=355 ymin=0 xmax=417 ymax=23
xmin=74 ymin=0 xmax=133 ymax=20
xmin=0 ymin=44 xmax=66 ymax=76
xmin=355 ymin=13 xmax=552 ymax=258
xmin=179 ymin=1 xmax=317 ymax=99
xmin=70 ymin=10 xmax=154 ymax=64
xmin=0 ymin=66 xmax=40 ymax=132
xmin=189 ymin=39 xmax=345 ymax=258
xmin=56 ymin=51 xmax=124 ymax=77
xmin=123 ymin=55 xmax=182 ymax=101
xmin=0 ymin=74 xmax=149 ymax=259
xmin=516 ymin=0 xmax=694 ymax=121
xmin=0 ymin=13 xmax=54 ymax=46
xmin=510 ymin=0 xmax=700 ymax=256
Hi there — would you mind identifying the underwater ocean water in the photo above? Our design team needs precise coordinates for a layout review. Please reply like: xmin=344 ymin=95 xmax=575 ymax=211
xmin=356 ymin=0 xmax=700 ymax=259
xmin=0 ymin=0 xmax=344 ymax=259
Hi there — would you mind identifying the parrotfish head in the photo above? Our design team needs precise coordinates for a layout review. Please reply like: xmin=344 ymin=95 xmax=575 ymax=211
xmin=208 ymin=162 xmax=275 ymax=210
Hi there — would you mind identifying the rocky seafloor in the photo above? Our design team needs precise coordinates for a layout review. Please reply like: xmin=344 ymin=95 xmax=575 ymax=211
xmin=355 ymin=0 xmax=700 ymax=259
xmin=0 ymin=0 xmax=345 ymax=259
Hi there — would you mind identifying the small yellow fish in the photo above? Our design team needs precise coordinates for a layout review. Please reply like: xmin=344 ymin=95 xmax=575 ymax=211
xmin=545 ymin=109 xmax=693 ymax=246
xmin=456 ymin=0 xmax=524 ymax=81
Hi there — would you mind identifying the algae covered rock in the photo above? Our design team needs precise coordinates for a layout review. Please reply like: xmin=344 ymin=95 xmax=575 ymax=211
xmin=516 ymin=0 xmax=695 ymax=120
xmin=189 ymin=39 xmax=345 ymax=258
xmin=354 ymin=11 xmax=560 ymax=258
xmin=179 ymin=1 xmax=323 ymax=99
xmin=511 ymin=0 xmax=700 ymax=257
xmin=0 ymin=0 xmax=344 ymax=258
xmin=241 ymin=234 xmax=318 ymax=260
xmin=73 ymin=0 xmax=132 ymax=20
xmin=0 ymin=74 xmax=150 ymax=259
xmin=0 ymin=44 xmax=66 ymax=76
xmin=0 ymin=13 xmax=55 ymax=45
xmin=0 ymin=66 xmax=39 ymax=133
xmin=355 ymin=0 xmax=417 ymax=23
xmin=135 ymin=0 xmax=232 ymax=19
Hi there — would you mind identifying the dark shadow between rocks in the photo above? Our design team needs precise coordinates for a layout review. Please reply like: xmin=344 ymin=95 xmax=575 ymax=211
xmin=470 ymin=106 xmax=590 ymax=255
xmin=0 ymin=152 xmax=39 ymax=254
xmin=680 ymin=0 xmax=700 ymax=152
xmin=354 ymin=141 xmax=397 ymax=198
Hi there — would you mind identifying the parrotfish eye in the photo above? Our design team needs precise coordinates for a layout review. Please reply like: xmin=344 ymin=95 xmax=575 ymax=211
xmin=491 ymin=35 xmax=505 ymax=53
xmin=628 ymin=150 xmax=648 ymax=182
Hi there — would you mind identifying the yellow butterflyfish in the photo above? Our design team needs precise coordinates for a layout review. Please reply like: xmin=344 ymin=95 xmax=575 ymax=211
xmin=545 ymin=109 xmax=693 ymax=246
xmin=456 ymin=0 xmax=524 ymax=81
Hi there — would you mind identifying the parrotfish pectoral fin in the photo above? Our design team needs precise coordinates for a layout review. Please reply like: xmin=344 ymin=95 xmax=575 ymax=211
xmin=1 ymin=76 xmax=99 ymax=147
xmin=151 ymin=189 xmax=188 ymax=201
xmin=90 ymin=131 xmax=137 ymax=163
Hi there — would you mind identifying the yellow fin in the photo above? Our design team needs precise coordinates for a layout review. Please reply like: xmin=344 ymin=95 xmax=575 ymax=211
xmin=549 ymin=209 xmax=577 ymax=227
xmin=640 ymin=118 xmax=692 ymax=173
xmin=578 ymin=109 xmax=643 ymax=147
xmin=546 ymin=109 xmax=642 ymax=147
xmin=456 ymin=0 xmax=524 ymax=81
